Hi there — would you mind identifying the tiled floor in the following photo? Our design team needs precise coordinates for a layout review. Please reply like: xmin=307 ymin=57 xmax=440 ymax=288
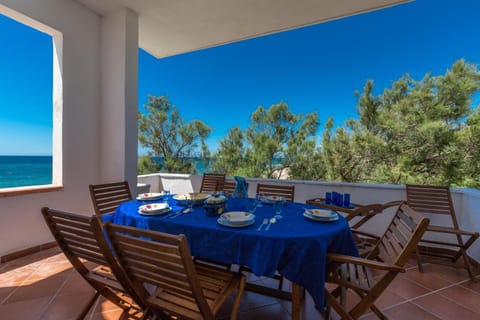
xmin=1 ymin=247 xmax=479 ymax=320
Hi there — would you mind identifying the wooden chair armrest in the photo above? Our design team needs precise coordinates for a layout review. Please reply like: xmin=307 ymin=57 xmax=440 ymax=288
xmin=327 ymin=253 xmax=405 ymax=272
xmin=427 ymin=225 xmax=479 ymax=237
xmin=352 ymin=230 xmax=380 ymax=240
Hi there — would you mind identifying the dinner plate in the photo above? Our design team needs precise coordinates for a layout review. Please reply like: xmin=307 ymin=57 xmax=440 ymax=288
xmin=217 ymin=216 xmax=255 ymax=228
xmin=303 ymin=211 xmax=339 ymax=222
xmin=138 ymin=203 xmax=172 ymax=216
xmin=261 ymin=195 xmax=285 ymax=204
xmin=173 ymin=193 xmax=210 ymax=206
xmin=305 ymin=208 xmax=335 ymax=218
xmin=136 ymin=192 xmax=164 ymax=201
xmin=220 ymin=211 xmax=255 ymax=225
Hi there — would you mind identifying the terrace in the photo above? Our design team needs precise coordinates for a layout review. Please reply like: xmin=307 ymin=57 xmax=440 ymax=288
xmin=1 ymin=241 xmax=480 ymax=319
xmin=1 ymin=0 xmax=480 ymax=319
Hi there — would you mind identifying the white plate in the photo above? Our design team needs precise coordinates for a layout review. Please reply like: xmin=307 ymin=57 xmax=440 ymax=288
xmin=261 ymin=196 xmax=285 ymax=204
xmin=305 ymin=208 xmax=335 ymax=218
xmin=303 ymin=211 xmax=339 ymax=222
xmin=220 ymin=211 xmax=255 ymax=225
xmin=217 ymin=216 xmax=255 ymax=228
xmin=173 ymin=193 xmax=210 ymax=206
xmin=138 ymin=203 xmax=171 ymax=215
xmin=136 ymin=192 xmax=164 ymax=201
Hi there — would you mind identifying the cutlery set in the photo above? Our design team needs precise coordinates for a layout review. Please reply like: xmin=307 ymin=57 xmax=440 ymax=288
xmin=256 ymin=217 xmax=276 ymax=231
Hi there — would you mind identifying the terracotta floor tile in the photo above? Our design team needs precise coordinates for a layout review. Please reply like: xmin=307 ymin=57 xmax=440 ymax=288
xmin=56 ymin=272 xmax=94 ymax=296
xmin=401 ymin=267 xmax=452 ymax=291
xmin=92 ymin=296 xmax=125 ymax=315
xmin=4 ymin=273 xmax=67 ymax=304
xmin=0 ymin=286 xmax=16 ymax=304
xmin=375 ymin=288 xmax=405 ymax=309
xmin=90 ymin=307 xmax=146 ymax=320
xmin=412 ymin=292 xmax=480 ymax=320
xmin=383 ymin=302 xmax=442 ymax=320
xmin=0 ymin=296 xmax=51 ymax=319
xmin=419 ymin=263 xmax=470 ymax=283
xmin=235 ymin=303 xmax=291 ymax=320
xmin=3 ymin=249 xmax=480 ymax=320
xmin=459 ymin=278 xmax=480 ymax=294
xmin=40 ymin=292 xmax=97 ymax=320
xmin=0 ymin=264 xmax=38 ymax=286
xmin=387 ymin=276 xmax=430 ymax=300
xmin=437 ymin=285 xmax=480 ymax=313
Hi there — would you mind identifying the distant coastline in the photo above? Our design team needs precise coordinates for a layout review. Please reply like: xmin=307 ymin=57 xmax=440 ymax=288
xmin=0 ymin=155 xmax=52 ymax=188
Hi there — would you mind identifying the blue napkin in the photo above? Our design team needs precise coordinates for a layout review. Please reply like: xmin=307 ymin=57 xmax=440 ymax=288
xmin=233 ymin=176 xmax=248 ymax=198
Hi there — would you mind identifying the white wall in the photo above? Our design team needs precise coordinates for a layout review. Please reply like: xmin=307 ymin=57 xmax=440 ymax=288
xmin=98 ymin=8 xmax=138 ymax=188
xmin=0 ymin=0 xmax=138 ymax=257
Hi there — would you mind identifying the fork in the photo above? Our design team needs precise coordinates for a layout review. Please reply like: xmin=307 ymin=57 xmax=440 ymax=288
xmin=257 ymin=218 xmax=268 ymax=231
xmin=265 ymin=217 xmax=276 ymax=231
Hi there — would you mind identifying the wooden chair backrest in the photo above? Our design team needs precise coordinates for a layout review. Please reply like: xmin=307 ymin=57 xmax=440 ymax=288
xmin=347 ymin=201 xmax=402 ymax=229
xmin=200 ymin=173 xmax=226 ymax=193
xmin=256 ymin=183 xmax=295 ymax=201
xmin=89 ymin=181 xmax=132 ymax=216
xmin=406 ymin=184 xmax=459 ymax=228
xmin=104 ymin=223 xmax=215 ymax=319
xmin=219 ymin=179 xmax=236 ymax=197
xmin=371 ymin=204 xmax=429 ymax=266
xmin=40 ymin=208 xmax=138 ymax=299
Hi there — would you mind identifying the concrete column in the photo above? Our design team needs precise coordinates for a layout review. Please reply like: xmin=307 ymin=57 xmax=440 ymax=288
xmin=99 ymin=8 xmax=138 ymax=190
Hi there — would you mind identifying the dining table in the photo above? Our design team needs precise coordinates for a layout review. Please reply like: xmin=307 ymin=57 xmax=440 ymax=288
xmin=112 ymin=195 xmax=358 ymax=320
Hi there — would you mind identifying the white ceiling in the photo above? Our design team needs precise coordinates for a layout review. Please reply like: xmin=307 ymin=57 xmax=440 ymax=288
xmin=76 ymin=0 xmax=410 ymax=58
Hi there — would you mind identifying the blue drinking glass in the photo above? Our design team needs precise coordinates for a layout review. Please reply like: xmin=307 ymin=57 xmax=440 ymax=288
xmin=325 ymin=192 xmax=332 ymax=204
xmin=344 ymin=193 xmax=351 ymax=208
xmin=337 ymin=193 xmax=344 ymax=207
xmin=332 ymin=192 xmax=338 ymax=205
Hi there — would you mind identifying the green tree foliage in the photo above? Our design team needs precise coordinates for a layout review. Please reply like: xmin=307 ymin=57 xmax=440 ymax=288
xmin=137 ymin=155 xmax=160 ymax=175
xmin=324 ymin=60 xmax=480 ymax=186
xmin=210 ymin=127 xmax=245 ymax=175
xmin=138 ymin=60 xmax=480 ymax=189
xmin=138 ymin=96 xmax=212 ymax=174
xmin=211 ymin=102 xmax=320 ymax=179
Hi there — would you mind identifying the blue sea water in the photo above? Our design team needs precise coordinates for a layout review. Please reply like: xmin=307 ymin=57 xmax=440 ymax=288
xmin=0 ymin=155 xmax=53 ymax=188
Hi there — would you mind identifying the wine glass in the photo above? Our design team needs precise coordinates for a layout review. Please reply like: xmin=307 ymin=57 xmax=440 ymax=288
xmin=246 ymin=199 xmax=257 ymax=215
xmin=162 ymin=189 xmax=170 ymax=202
xmin=184 ymin=194 xmax=193 ymax=213
xmin=273 ymin=198 xmax=285 ymax=220
xmin=256 ymin=192 xmax=264 ymax=207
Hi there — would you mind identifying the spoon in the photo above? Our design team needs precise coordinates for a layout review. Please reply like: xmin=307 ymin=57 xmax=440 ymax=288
xmin=265 ymin=217 xmax=276 ymax=231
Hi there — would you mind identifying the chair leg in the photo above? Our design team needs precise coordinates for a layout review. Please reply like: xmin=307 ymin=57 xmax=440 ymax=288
xmin=278 ymin=275 xmax=284 ymax=291
xmin=324 ymin=289 xmax=355 ymax=320
xmin=416 ymin=246 xmax=425 ymax=273
xmin=460 ymin=248 xmax=477 ymax=281
xmin=230 ymin=276 xmax=246 ymax=320
xmin=370 ymin=304 xmax=388 ymax=320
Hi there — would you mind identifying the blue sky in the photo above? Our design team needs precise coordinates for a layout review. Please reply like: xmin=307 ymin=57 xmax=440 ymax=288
xmin=2 ymin=0 xmax=480 ymax=155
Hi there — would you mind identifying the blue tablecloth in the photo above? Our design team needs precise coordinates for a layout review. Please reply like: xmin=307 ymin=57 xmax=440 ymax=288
xmin=113 ymin=196 xmax=358 ymax=309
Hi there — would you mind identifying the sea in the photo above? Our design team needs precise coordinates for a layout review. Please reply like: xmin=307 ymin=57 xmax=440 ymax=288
xmin=0 ymin=155 xmax=209 ymax=189
xmin=0 ymin=155 xmax=53 ymax=188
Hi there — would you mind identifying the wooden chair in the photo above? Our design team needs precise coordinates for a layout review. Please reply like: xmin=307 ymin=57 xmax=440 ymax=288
xmin=216 ymin=179 xmax=236 ymax=197
xmin=89 ymin=181 xmax=132 ymax=216
xmin=324 ymin=204 xmax=430 ymax=320
xmin=256 ymin=183 xmax=295 ymax=201
xmin=406 ymin=184 xmax=479 ymax=280
xmin=103 ymin=222 xmax=246 ymax=320
xmin=41 ymin=207 xmax=144 ymax=319
xmin=200 ymin=173 xmax=226 ymax=193
xmin=347 ymin=201 xmax=404 ymax=258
